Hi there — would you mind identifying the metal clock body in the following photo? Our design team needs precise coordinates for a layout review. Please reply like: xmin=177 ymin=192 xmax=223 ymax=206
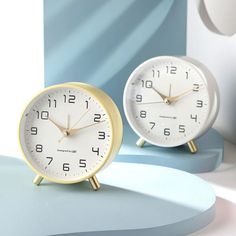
xmin=123 ymin=56 xmax=219 ymax=151
xmin=19 ymin=82 xmax=123 ymax=190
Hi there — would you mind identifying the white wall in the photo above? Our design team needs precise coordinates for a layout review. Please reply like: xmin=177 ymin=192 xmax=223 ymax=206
xmin=187 ymin=0 xmax=236 ymax=144
xmin=0 ymin=1 xmax=44 ymax=158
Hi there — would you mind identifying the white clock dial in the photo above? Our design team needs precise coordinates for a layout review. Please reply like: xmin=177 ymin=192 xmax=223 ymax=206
xmin=20 ymin=85 xmax=113 ymax=183
xmin=123 ymin=56 xmax=217 ymax=147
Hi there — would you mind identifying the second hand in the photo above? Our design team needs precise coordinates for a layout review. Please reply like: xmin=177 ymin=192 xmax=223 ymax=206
xmin=136 ymin=101 xmax=165 ymax=105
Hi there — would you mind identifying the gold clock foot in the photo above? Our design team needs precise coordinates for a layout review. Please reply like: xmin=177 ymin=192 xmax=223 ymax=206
xmin=33 ymin=175 xmax=44 ymax=185
xmin=89 ymin=175 xmax=100 ymax=191
xmin=187 ymin=140 xmax=198 ymax=154
xmin=136 ymin=138 xmax=146 ymax=147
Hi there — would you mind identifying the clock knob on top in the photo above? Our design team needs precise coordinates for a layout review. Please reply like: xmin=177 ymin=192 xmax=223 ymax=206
xmin=123 ymin=56 xmax=219 ymax=153
xmin=19 ymin=82 xmax=123 ymax=190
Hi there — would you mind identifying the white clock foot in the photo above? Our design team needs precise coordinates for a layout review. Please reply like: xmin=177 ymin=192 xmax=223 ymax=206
xmin=187 ymin=140 xmax=198 ymax=154
xmin=136 ymin=138 xmax=146 ymax=148
xmin=33 ymin=175 xmax=44 ymax=186
xmin=89 ymin=176 xmax=100 ymax=191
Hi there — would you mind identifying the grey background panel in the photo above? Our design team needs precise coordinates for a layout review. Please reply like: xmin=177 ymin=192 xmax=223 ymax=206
xmin=44 ymin=0 xmax=187 ymax=119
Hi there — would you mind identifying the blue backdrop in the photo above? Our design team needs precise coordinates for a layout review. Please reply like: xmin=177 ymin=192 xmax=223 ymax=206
xmin=44 ymin=0 xmax=187 ymax=119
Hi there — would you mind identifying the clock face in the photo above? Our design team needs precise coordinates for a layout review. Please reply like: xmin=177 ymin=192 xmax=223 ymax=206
xmin=20 ymin=85 xmax=113 ymax=183
xmin=124 ymin=57 xmax=211 ymax=147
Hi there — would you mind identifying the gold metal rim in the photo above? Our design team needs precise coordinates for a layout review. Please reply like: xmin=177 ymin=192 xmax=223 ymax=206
xmin=18 ymin=82 xmax=123 ymax=184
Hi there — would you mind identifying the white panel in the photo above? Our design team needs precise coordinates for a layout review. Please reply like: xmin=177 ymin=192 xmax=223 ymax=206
xmin=200 ymin=0 xmax=236 ymax=36
xmin=187 ymin=0 xmax=236 ymax=144
xmin=0 ymin=0 xmax=44 ymax=158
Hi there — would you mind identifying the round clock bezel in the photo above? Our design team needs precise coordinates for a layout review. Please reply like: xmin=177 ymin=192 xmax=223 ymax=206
xmin=123 ymin=56 xmax=215 ymax=147
xmin=19 ymin=83 xmax=122 ymax=184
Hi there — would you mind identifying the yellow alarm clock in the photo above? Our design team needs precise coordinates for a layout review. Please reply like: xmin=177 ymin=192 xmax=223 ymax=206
xmin=19 ymin=82 xmax=123 ymax=190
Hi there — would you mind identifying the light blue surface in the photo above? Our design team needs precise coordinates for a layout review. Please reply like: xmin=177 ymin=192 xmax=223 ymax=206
xmin=44 ymin=0 xmax=187 ymax=118
xmin=117 ymin=125 xmax=224 ymax=173
xmin=0 ymin=156 xmax=215 ymax=236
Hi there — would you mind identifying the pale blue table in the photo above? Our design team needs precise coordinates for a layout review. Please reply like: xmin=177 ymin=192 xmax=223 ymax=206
xmin=0 ymin=156 xmax=215 ymax=236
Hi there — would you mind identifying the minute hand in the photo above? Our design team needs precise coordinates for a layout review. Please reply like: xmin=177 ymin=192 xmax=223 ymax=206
xmin=151 ymin=86 xmax=168 ymax=101
xmin=167 ymin=88 xmax=193 ymax=103
xmin=58 ymin=120 xmax=105 ymax=143
xmin=69 ymin=120 xmax=106 ymax=136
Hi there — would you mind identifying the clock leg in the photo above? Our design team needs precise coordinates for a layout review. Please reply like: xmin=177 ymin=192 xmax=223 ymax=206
xmin=33 ymin=175 xmax=44 ymax=185
xmin=136 ymin=137 xmax=146 ymax=147
xmin=187 ymin=140 xmax=198 ymax=154
xmin=89 ymin=175 xmax=100 ymax=191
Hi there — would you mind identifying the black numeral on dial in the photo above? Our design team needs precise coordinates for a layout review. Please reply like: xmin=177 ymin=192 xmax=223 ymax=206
xmin=164 ymin=128 xmax=170 ymax=136
xmin=136 ymin=94 xmax=142 ymax=102
xmin=140 ymin=110 xmax=147 ymax=118
xmin=48 ymin=99 xmax=57 ymax=108
xmin=79 ymin=159 xmax=87 ymax=168
xmin=36 ymin=111 xmax=49 ymax=120
xmin=94 ymin=114 xmax=101 ymax=122
xmin=149 ymin=122 xmax=156 ymax=130
xmin=92 ymin=147 xmax=99 ymax=156
xmin=63 ymin=163 xmax=70 ymax=171
xmin=179 ymin=125 xmax=185 ymax=133
xmin=30 ymin=127 xmax=37 ymax=135
xmin=46 ymin=156 xmax=53 ymax=165
xmin=35 ymin=144 xmax=43 ymax=152
xmin=152 ymin=69 xmax=160 ymax=78
xmin=98 ymin=131 xmax=105 ymax=140
xmin=196 ymin=100 xmax=203 ymax=108
xmin=190 ymin=114 xmax=198 ymax=122
xmin=64 ymin=94 xmax=76 ymax=103
xmin=185 ymin=71 xmax=189 ymax=79
xmin=166 ymin=66 xmax=177 ymax=74
xmin=141 ymin=80 xmax=153 ymax=88
xmin=193 ymin=84 xmax=200 ymax=92
xmin=85 ymin=100 xmax=89 ymax=109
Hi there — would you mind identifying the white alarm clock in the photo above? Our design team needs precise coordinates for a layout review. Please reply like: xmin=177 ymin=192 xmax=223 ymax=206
xmin=123 ymin=56 xmax=219 ymax=153
xmin=19 ymin=82 xmax=123 ymax=190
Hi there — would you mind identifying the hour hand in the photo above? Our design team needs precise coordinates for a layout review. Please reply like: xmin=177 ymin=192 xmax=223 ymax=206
xmin=151 ymin=86 xmax=168 ymax=101
xmin=167 ymin=87 xmax=197 ymax=103
xmin=48 ymin=117 xmax=66 ymax=133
